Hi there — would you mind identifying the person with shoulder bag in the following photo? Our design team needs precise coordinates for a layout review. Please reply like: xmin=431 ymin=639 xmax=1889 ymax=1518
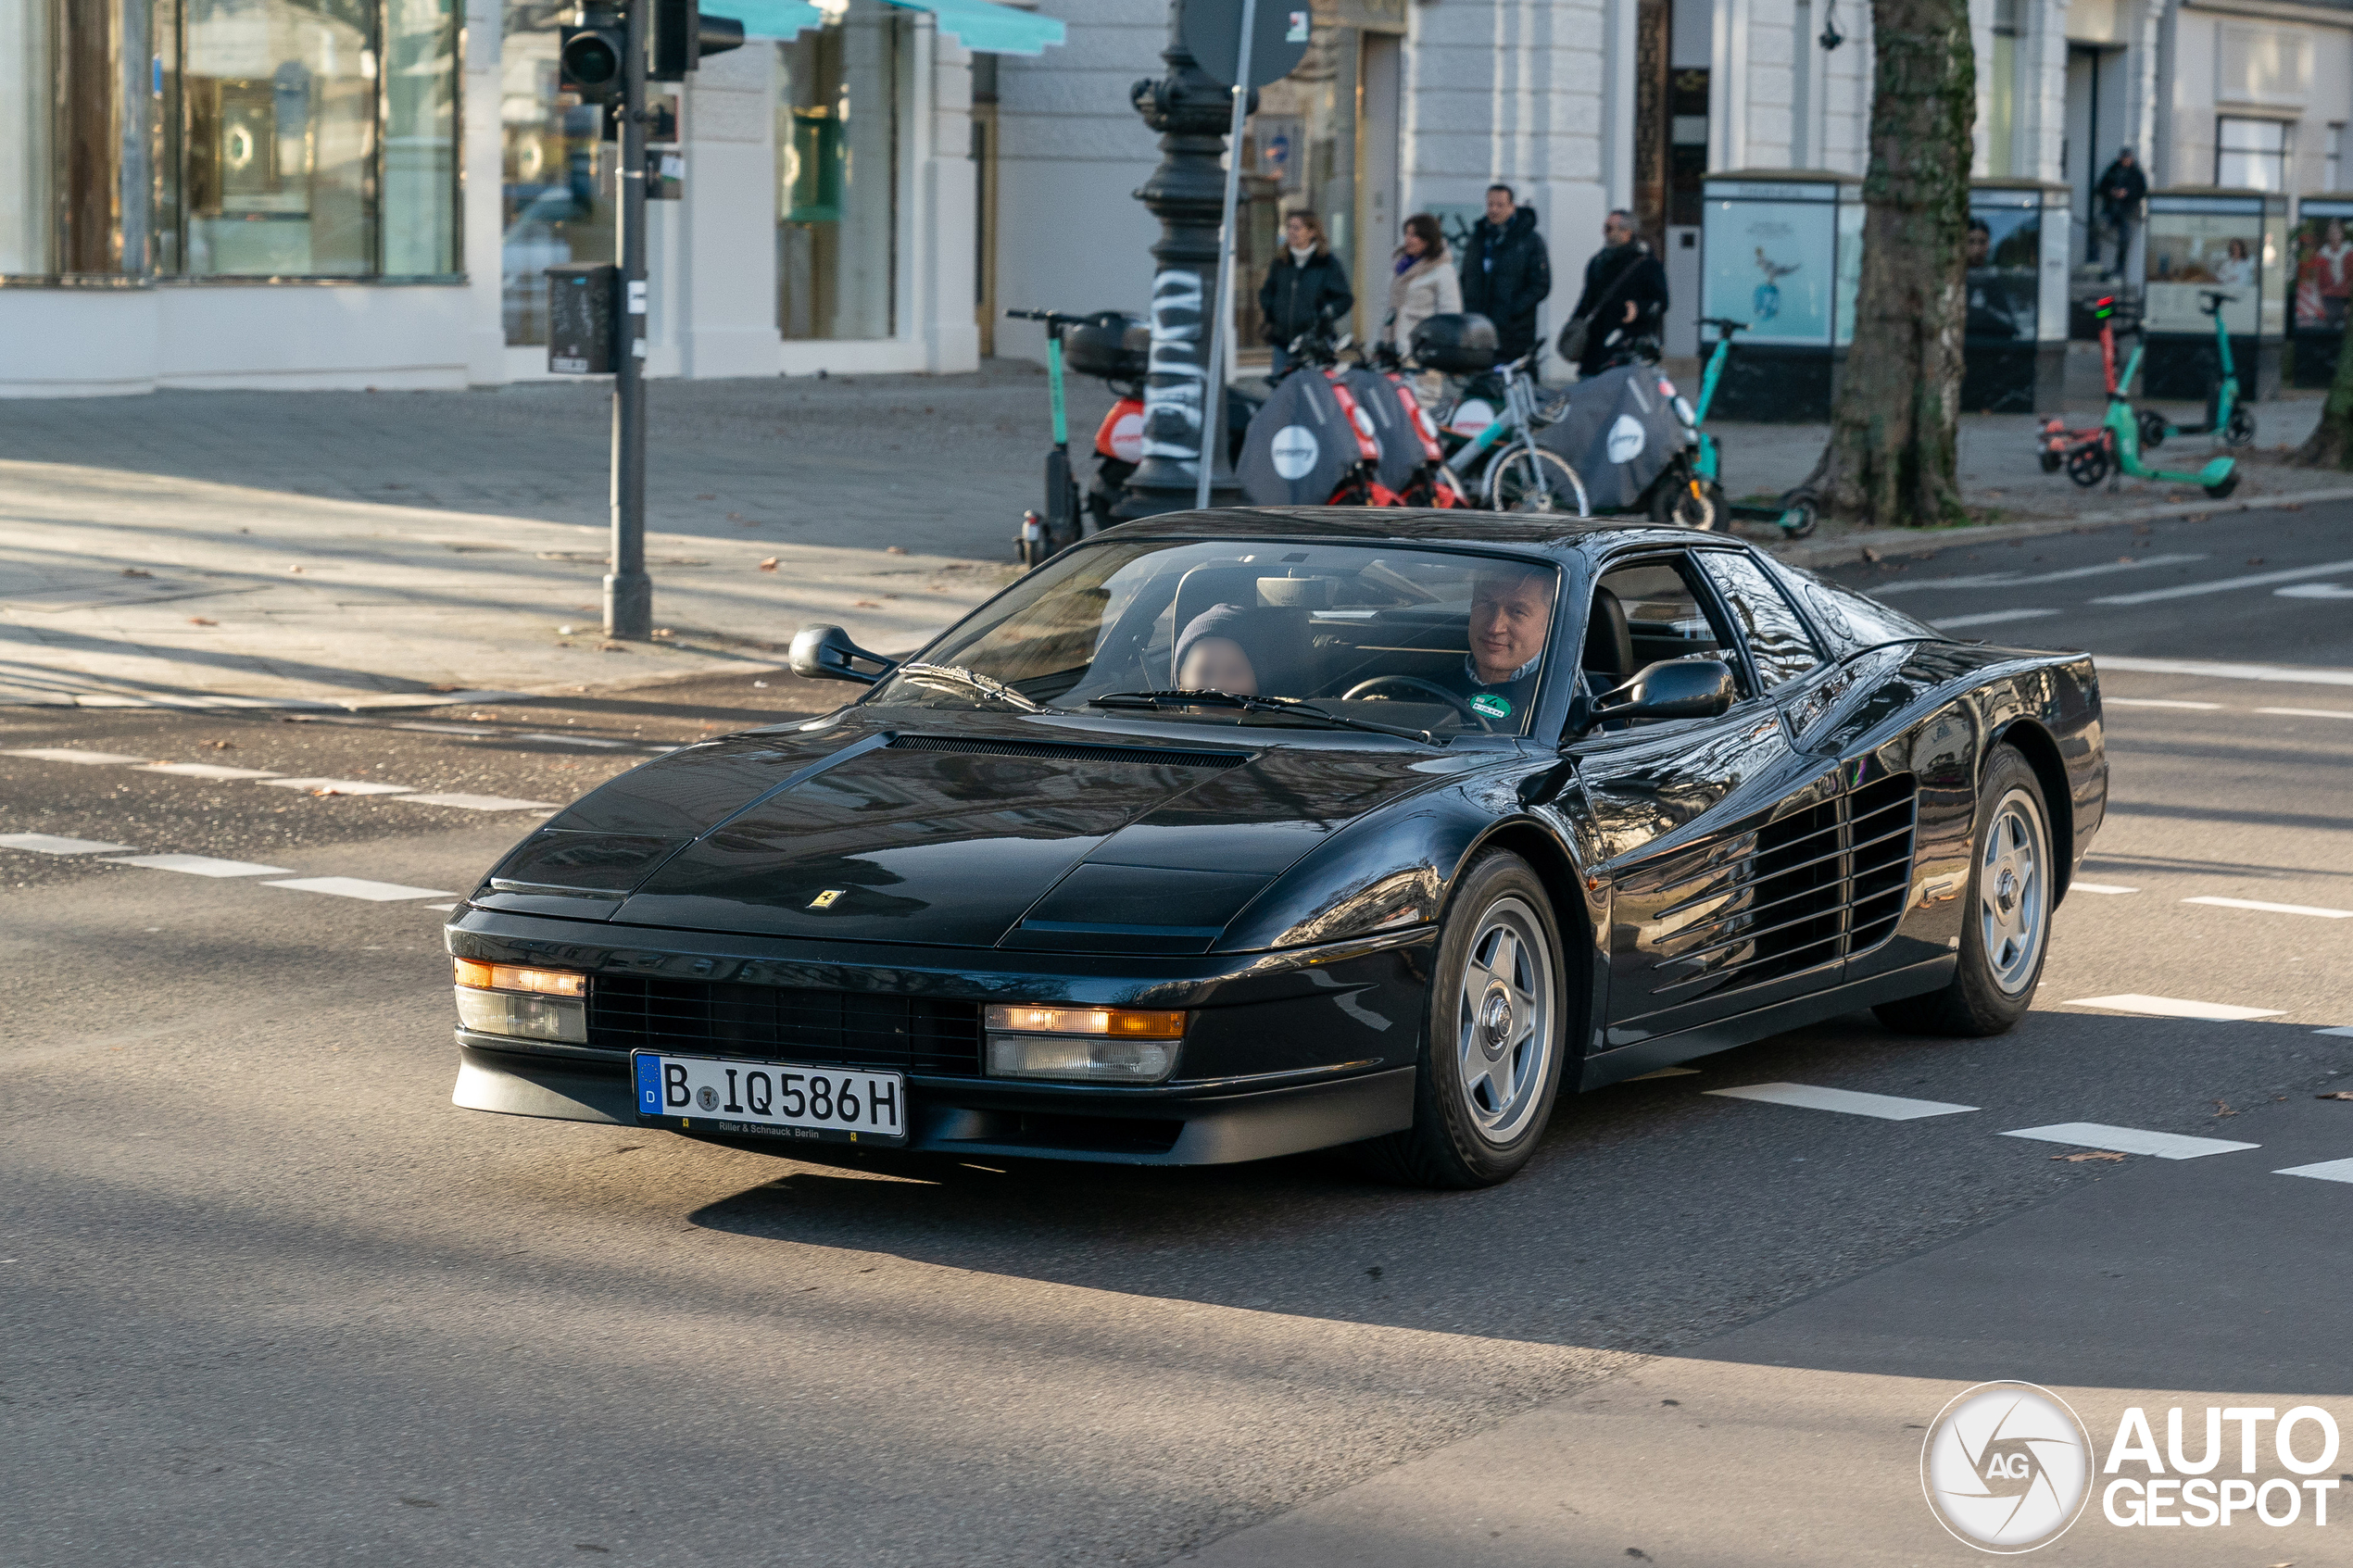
xmin=1259 ymin=210 xmax=1353 ymax=373
xmin=1385 ymin=214 xmax=1462 ymax=403
xmin=1561 ymin=209 xmax=1669 ymax=378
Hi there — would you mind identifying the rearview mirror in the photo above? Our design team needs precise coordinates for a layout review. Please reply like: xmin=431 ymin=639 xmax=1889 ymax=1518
xmin=789 ymin=623 xmax=899 ymax=685
xmin=1582 ymin=658 xmax=1735 ymax=731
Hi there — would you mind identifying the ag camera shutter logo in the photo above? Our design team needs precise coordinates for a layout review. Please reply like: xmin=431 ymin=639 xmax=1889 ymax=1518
xmin=1270 ymin=425 xmax=1320 ymax=480
xmin=1921 ymin=1381 xmax=2093 ymax=1552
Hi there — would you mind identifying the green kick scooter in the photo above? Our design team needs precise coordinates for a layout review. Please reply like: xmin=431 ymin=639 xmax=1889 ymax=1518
xmin=2135 ymin=290 xmax=2256 ymax=451
xmin=2061 ymin=326 xmax=2239 ymax=499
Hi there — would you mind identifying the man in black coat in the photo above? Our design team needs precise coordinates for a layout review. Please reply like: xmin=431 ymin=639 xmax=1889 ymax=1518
xmin=2095 ymin=146 xmax=2147 ymax=275
xmin=1567 ymin=209 xmax=1669 ymax=378
xmin=1458 ymin=184 xmax=1552 ymax=362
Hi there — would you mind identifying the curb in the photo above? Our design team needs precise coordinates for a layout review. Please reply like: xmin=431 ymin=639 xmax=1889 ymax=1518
xmin=1769 ymin=483 xmax=2353 ymax=569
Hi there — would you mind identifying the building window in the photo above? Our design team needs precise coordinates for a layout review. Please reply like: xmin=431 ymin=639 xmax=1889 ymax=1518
xmin=2216 ymin=116 xmax=2291 ymax=193
xmin=2328 ymin=122 xmax=2345 ymax=192
xmin=1986 ymin=0 xmax=2020 ymax=178
xmin=501 ymin=0 xmax=615 ymax=345
xmin=1 ymin=0 xmax=152 ymax=276
xmin=777 ymin=3 xmax=902 ymax=342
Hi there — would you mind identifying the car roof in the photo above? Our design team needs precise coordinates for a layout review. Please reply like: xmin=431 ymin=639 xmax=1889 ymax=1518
xmin=1092 ymin=507 xmax=1737 ymax=558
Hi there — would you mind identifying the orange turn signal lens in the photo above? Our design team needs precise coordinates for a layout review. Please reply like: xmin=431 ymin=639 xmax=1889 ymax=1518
xmin=452 ymin=958 xmax=586 ymax=997
xmin=982 ymin=1005 xmax=1187 ymax=1038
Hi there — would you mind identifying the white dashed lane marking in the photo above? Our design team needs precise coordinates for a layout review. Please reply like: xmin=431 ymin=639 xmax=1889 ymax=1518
xmin=2094 ymin=656 xmax=2353 ymax=689
xmin=1705 ymin=1083 xmax=1979 ymax=1120
xmin=1870 ymin=553 xmax=2211 ymax=596
xmin=516 ymin=733 xmax=624 ymax=748
xmin=2103 ymin=698 xmax=2221 ymax=710
xmin=260 ymin=778 xmax=418 ymax=796
xmin=2070 ymin=883 xmax=2139 ymax=895
xmin=263 ymin=877 xmax=457 ymax=903
xmin=2002 ymin=1123 xmax=2261 ymax=1160
xmin=0 ymin=833 xmax=135 ymax=855
xmin=101 ymin=854 xmax=295 ymax=878
xmin=393 ymin=793 xmax=558 ymax=812
xmin=2183 ymin=896 xmax=2353 ymax=920
xmin=2091 ymin=558 xmax=2353 ymax=606
xmin=1926 ymin=608 xmax=2059 ymax=631
xmin=424 ymin=903 xmax=459 ymax=912
xmin=2316 ymin=1025 xmax=2353 ymax=1039
xmin=134 ymin=762 xmax=281 ymax=781
xmin=2273 ymin=1159 xmax=2353 ymax=1185
xmin=2066 ymin=994 xmax=2285 ymax=1022
xmin=2 ymin=749 xmax=148 ymax=765
xmin=2254 ymin=706 xmax=2353 ymax=721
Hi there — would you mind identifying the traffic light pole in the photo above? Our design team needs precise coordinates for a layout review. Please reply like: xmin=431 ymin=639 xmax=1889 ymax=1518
xmin=604 ymin=0 xmax=653 ymax=640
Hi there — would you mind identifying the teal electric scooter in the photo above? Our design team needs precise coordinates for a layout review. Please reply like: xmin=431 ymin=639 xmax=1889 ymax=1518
xmin=2135 ymin=290 xmax=2256 ymax=451
xmin=1005 ymin=307 xmax=1086 ymax=568
xmin=2060 ymin=326 xmax=2239 ymax=498
xmin=1647 ymin=319 xmax=1817 ymax=536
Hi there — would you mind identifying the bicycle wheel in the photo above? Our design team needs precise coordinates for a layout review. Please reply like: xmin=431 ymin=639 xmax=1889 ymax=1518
xmin=1486 ymin=447 xmax=1590 ymax=517
xmin=2224 ymin=405 xmax=2257 ymax=447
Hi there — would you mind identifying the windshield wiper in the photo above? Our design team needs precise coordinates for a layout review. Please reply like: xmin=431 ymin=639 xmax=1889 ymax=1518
xmin=1087 ymin=689 xmax=1438 ymax=746
xmin=894 ymin=662 xmax=1044 ymax=713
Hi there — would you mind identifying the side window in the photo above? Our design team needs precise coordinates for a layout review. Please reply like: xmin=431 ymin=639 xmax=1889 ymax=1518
xmin=1585 ymin=554 xmax=1751 ymax=713
xmin=1766 ymin=558 xmax=1941 ymax=654
xmin=1697 ymin=550 xmax=1825 ymax=690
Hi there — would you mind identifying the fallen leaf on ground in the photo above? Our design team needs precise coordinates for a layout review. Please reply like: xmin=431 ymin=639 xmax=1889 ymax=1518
xmin=758 ymin=558 xmax=778 ymax=571
xmin=310 ymin=787 xmax=349 ymax=797
xmin=2053 ymin=1151 xmax=2126 ymax=1162
xmin=2319 ymin=1092 xmax=2353 ymax=1101
xmin=651 ymin=628 xmax=674 ymax=639
xmin=121 ymin=568 xmax=152 ymax=578
xmin=467 ymin=711 xmax=495 ymax=721
xmin=887 ymin=545 xmax=908 ymax=555
xmin=2247 ymin=557 xmax=2265 ymax=565
xmin=429 ymin=684 xmax=463 ymax=693
xmin=2214 ymin=1100 xmax=2237 ymax=1117
xmin=1859 ymin=546 xmax=1881 ymax=563
xmin=853 ymin=600 xmax=880 ymax=608
xmin=287 ymin=564 xmax=305 ymax=573
xmin=188 ymin=617 xmax=217 ymax=626
xmin=205 ymin=740 xmax=233 ymax=750
xmin=598 ymin=642 xmax=628 ymax=653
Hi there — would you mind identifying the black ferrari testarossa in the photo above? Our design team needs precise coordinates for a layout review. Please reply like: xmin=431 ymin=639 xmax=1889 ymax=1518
xmin=447 ymin=510 xmax=2105 ymax=1187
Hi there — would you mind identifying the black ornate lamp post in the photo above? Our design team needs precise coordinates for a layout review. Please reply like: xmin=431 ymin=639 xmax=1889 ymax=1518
xmin=1118 ymin=21 xmax=1248 ymax=518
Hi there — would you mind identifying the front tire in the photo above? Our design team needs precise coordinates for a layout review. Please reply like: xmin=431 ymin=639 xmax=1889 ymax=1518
xmin=1357 ymin=850 xmax=1568 ymax=1188
xmin=1874 ymin=746 xmax=2053 ymax=1037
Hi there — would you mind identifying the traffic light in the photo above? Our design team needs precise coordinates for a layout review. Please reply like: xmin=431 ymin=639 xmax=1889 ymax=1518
xmin=653 ymin=0 xmax=744 ymax=81
xmin=560 ymin=13 xmax=626 ymax=103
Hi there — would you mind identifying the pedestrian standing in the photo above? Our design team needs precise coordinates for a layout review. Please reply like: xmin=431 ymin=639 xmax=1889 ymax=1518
xmin=2095 ymin=146 xmax=2147 ymax=276
xmin=1385 ymin=213 xmax=1461 ymax=404
xmin=1457 ymin=184 xmax=1552 ymax=365
xmin=1259 ymin=211 xmax=1353 ymax=374
xmin=1562 ymin=209 xmax=1668 ymax=380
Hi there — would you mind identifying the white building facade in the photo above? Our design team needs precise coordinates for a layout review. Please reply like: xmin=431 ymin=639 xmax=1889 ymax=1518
xmin=2 ymin=0 xmax=2345 ymax=396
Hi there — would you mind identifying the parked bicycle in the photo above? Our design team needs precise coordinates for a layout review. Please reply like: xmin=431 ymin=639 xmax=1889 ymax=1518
xmin=1440 ymin=353 xmax=1590 ymax=515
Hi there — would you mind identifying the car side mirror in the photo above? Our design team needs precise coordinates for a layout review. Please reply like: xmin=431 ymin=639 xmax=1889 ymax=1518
xmin=1582 ymin=658 xmax=1735 ymax=732
xmin=789 ymin=624 xmax=898 ymax=685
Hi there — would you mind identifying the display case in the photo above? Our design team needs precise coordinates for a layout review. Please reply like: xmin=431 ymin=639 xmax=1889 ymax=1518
xmin=1696 ymin=170 xmax=1863 ymax=420
xmin=1960 ymin=181 xmax=2070 ymax=412
xmin=2140 ymin=188 xmax=2286 ymax=400
xmin=2290 ymin=194 xmax=2353 ymax=387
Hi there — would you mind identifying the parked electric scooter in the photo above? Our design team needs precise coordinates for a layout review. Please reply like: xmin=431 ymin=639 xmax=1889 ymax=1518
xmin=1360 ymin=341 xmax=1473 ymax=507
xmin=2135 ymin=290 xmax=2256 ymax=451
xmin=1645 ymin=318 xmax=1818 ymax=537
xmin=2056 ymin=322 xmax=2239 ymax=498
xmin=2037 ymin=295 xmax=2129 ymax=471
xmin=1003 ymin=307 xmax=1092 ymax=567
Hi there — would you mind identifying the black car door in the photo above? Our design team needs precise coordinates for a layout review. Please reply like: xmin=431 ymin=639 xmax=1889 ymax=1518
xmin=1560 ymin=547 xmax=1848 ymax=1049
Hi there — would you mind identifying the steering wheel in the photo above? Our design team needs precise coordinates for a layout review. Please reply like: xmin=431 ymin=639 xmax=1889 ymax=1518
xmin=1342 ymin=675 xmax=1489 ymax=728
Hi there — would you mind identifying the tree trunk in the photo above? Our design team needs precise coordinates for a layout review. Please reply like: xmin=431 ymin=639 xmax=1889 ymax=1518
xmin=2293 ymin=314 xmax=2353 ymax=468
xmin=1802 ymin=0 xmax=1975 ymax=527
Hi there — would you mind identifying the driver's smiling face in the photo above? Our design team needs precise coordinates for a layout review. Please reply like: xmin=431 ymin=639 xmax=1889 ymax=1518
xmin=1470 ymin=571 xmax=1552 ymax=684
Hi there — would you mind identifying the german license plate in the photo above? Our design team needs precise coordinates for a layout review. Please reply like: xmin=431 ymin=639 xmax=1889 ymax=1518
xmin=632 ymin=1052 xmax=906 ymax=1146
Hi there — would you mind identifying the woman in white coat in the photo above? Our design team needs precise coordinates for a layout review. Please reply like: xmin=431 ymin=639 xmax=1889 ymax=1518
xmin=1385 ymin=213 xmax=1462 ymax=403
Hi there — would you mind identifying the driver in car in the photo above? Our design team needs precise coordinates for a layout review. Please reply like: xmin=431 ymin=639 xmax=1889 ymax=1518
xmin=1449 ymin=564 xmax=1553 ymax=723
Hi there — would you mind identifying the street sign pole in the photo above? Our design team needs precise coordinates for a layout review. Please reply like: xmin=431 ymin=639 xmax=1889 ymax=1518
xmin=1195 ymin=0 xmax=1257 ymax=510
xmin=605 ymin=0 xmax=653 ymax=640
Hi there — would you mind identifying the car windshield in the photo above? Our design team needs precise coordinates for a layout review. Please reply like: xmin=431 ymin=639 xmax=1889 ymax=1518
xmin=870 ymin=539 xmax=1563 ymax=738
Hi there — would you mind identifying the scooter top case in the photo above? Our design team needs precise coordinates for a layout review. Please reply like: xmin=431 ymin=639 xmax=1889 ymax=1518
xmin=1335 ymin=365 xmax=1422 ymax=493
xmin=1538 ymin=362 xmax=1684 ymax=512
xmin=1235 ymin=370 xmax=1361 ymax=506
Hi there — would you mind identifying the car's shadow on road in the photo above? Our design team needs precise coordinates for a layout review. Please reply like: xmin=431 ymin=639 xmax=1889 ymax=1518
xmin=681 ymin=1008 xmax=2348 ymax=1359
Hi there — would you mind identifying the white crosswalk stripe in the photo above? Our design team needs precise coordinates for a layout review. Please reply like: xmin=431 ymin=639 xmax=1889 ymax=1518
xmin=1872 ymin=553 xmax=2208 ymax=596
xmin=2091 ymin=558 xmax=2353 ymax=606
xmin=2 ymin=748 xmax=148 ymax=765
xmin=2001 ymin=1123 xmax=2260 ymax=1160
xmin=1927 ymin=608 xmax=2059 ymax=631
xmin=2103 ymin=697 xmax=2221 ymax=710
xmin=134 ymin=762 xmax=282 ymax=780
xmin=260 ymin=778 xmax=419 ymax=796
xmin=2093 ymin=656 xmax=2353 ymax=689
xmin=2253 ymin=706 xmax=2353 ymax=721
xmin=101 ymin=854 xmax=295 ymax=877
xmin=2070 ymin=883 xmax=2139 ymax=895
xmin=263 ymin=877 xmax=457 ymax=902
xmin=2065 ymin=993 xmax=2284 ymax=1022
xmin=1705 ymin=1083 xmax=1978 ymax=1120
xmin=0 ymin=833 xmax=135 ymax=855
xmin=2183 ymin=896 xmax=2353 ymax=920
xmin=392 ymin=793 xmax=558 ymax=811
xmin=2273 ymin=1158 xmax=2353 ymax=1185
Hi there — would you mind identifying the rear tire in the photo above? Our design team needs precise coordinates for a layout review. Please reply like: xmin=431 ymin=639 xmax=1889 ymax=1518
xmin=2064 ymin=443 xmax=2109 ymax=489
xmin=1649 ymin=470 xmax=1727 ymax=531
xmin=2224 ymin=405 xmax=2257 ymax=447
xmin=1873 ymin=746 xmax=2053 ymax=1037
xmin=2205 ymin=469 xmax=2240 ymax=500
xmin=2137 ymin=408 xmax=2170 ymax=450
xmin=1487 ymin=448 xmax=1590 ymax=516
xmin=1355 ymin=850 xmax=1568 ymax=1188
xmin=1776 ymin=498 xmax=1818 ymax=540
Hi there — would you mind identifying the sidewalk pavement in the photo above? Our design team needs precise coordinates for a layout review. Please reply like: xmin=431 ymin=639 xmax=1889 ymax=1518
xmin=0 ymin=357 xmax=2342 ymax=707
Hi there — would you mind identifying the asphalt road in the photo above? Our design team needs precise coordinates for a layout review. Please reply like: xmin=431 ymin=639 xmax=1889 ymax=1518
xmin=5 ymin=508 xmax=2352 ymax=1566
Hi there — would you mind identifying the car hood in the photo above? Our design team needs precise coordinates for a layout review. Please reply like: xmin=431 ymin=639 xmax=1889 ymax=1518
xmin=474 ymin=723 xmax=1462 ymax=951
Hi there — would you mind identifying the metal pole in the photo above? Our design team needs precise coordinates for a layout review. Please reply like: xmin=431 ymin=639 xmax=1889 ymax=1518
xmin=1196 ymin=0 xmax=1257 ymax=509
xmin=605 ymin=0 xmax=653 ymax=639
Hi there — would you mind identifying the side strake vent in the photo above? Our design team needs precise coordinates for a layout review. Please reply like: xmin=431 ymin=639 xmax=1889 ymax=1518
xmin=887 ymin=734 xmax=1247 ymax=769
xmin=1651 ymin=772 xmax=1919 ymax=999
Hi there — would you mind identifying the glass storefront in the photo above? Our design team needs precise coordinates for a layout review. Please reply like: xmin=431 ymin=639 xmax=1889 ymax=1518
xmin=776 ymin=2 xmax=901 ymax=342
xmin=0 ymin=0 xmax=459 ymax=280
xmin=501 ymin=0 xmax=614 ymax=344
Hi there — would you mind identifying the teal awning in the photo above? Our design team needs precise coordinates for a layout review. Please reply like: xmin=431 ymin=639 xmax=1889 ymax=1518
xmin=731 ymin=0 xmax=1063 ymax=54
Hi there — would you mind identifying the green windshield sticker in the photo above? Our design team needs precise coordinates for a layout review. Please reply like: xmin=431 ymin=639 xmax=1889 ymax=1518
xmin=1469 ymin=694 xmax=1512 ymax=719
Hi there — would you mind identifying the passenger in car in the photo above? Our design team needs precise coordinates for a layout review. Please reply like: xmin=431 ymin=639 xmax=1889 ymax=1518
xmin=1176 ymin=603 xmax=1274 ymax=696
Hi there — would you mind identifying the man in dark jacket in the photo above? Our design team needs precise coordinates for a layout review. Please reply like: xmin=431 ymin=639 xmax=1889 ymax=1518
xmin=1458 ymin=184 xmax=1552 ymax=362
xmin=2095 ymin=146 xmax=2147 ymax=275
xmin=1258 ymin=210 xmax=1353 ymax=371
xmin=1567 ymin=209 xmax=1669 ymax=379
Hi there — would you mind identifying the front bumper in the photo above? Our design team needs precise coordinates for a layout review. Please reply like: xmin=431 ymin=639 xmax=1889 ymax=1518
xmin=444 ymin=909 xmax=1431 ymax=1166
